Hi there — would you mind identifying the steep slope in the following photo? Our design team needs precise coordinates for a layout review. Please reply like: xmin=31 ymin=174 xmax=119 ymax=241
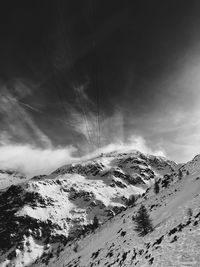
xmin=33 ymin=164 xmax=200 ymax=267
xmin=0 ymin=150 xmax=176 ymax=267
xmin=180 ymin=154 xmax=200 ymax=176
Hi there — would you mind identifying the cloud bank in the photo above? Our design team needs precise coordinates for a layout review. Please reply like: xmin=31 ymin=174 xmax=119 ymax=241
xmin=0 ymin=144 xmax=76 ymax=177
xmin=0 ymin=135 xmax=166 ymax=177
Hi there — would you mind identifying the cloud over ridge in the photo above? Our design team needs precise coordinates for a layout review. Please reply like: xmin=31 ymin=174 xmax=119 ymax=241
xmin=0 ymin=135 xmax=166 ymax=177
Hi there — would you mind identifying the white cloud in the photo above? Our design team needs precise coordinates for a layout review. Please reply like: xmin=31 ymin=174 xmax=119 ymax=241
xmin=0 ymin=135 xmax=166 ymax=178
xmin=126 ymin=135 xmax=166 ymax=157
xmin=68 ymin=105 xmax=126 ymax=150
xmin=0 ymin=144 xmax=77 ymax=177
xmin=79 ymin=135 xmax=166 ymax=162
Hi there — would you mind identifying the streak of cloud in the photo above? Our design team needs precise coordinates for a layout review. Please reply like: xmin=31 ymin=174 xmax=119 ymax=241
xmin=0 ymin=84 xmax=51 ymax=147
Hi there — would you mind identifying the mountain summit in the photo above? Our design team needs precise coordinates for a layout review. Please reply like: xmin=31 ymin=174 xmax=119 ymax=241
xmin=0 ymin=150 xmax=179 ymax=266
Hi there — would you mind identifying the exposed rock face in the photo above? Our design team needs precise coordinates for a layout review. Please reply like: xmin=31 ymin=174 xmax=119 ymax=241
xmin=0 ymin=150 xmax=177 ymax=266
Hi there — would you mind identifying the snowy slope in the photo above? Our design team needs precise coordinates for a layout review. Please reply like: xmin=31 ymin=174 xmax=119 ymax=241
xmin=0 ymin=150 xmax=176 ymax=267
xmin=180 ymin=154 xmax=200 ymax=176
xmin=31 ymin=164 xmax=200 ymax=267
xmin=0 ymin=169 xmax=26 ymax=190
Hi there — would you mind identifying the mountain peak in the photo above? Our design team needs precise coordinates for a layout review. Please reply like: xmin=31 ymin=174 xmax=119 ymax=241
xmin=0 ymin=150 xmax=178 ymax=266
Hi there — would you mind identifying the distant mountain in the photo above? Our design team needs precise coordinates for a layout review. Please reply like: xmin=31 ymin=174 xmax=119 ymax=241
xmin=0 ymin=150 xmax=177 ymax=267
xmin=0 ymin=169 xmax=26 ymax=190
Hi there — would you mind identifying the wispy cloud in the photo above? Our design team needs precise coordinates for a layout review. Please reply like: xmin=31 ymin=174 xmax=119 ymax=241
xmin=68 ymin=106 xmax=126 ymax=151
xmin=65 ymin=85 xmax=167 ymax=160
xmin=0 ymin=83 xmax=51 ymax=147
xmin=18 ymin=101 xmax=42 ymax=113
xmin=80 ymin=135 xmax=166 ymax=162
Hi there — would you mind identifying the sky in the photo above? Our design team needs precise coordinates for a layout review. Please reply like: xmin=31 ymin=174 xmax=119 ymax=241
xmin=1 ymin=0 xmax=200 ymax=175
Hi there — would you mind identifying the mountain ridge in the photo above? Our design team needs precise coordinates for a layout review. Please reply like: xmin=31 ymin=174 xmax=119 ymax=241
xmin=1 ymin=149 xmax=198 ymax=267
xmin=31 ymin=151 xmax=200 ymax=267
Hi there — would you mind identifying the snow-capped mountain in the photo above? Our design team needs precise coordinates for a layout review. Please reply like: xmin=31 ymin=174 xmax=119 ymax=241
xmin=36 ymin=165 xmax=200 ymax=267
xmin=0 ymin=150 xmax=177 ymax=267
xmin=32 ymin=154 xmax=200 ymax=267
xmin=0 ymin=169 xmax=26 ymax=190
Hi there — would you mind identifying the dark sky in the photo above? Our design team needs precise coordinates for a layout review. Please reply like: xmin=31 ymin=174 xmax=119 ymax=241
xmin=1 ymin=0 xmax=200 ymax=166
